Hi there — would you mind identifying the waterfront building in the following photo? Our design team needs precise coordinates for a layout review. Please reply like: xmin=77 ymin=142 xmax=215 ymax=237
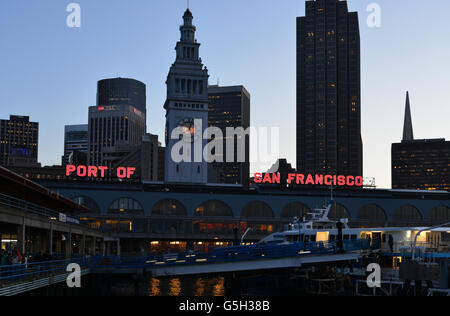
xmin=0 ymin=115 xmax=39 ymax=167
xmin=37 ymin=179 xmax=450 ymax=254
xmin=164 ymin=9 xmax=209 ymax=184
xmin=0 ymin=166 xmax=106 ymax=256
xmin=208 ymin=85 xmax=251 ymax=186
xmin=296 ymin=0 xmax=363 ymax=177
xmin=392 ymin=92 xmax=450 ymax=191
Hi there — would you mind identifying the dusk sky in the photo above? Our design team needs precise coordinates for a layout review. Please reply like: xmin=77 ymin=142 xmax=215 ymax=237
xmin=1 ymin=0 xmax=449 ymax=189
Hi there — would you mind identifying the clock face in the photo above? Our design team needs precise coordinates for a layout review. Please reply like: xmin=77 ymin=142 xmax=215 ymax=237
xmin=178 ymin=118 xmax=196 ymax=143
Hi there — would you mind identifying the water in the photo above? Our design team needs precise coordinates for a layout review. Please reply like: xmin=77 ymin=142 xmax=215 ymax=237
xmin=149 ymin=276 xmax=226 ymax=296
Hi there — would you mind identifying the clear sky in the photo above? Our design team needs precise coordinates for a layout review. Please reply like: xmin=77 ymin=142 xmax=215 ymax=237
xmin=1 ymin=0 xmax=449 ymax=189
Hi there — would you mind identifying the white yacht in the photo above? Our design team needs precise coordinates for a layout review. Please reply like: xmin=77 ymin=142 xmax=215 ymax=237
xmin=258 ymin=200 xmax=365 ymax=246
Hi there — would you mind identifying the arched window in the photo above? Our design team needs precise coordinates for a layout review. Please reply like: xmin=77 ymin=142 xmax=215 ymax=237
xmin=429 ymin=205 xmax=450 ymax=223
xmin=281 ymin=202 xmax=311 ymax=219
xmin=108 ymin=198 xmax=144 ymax=215
xmin=328 ymin=203 xmax=351 ymax=221
xmin=357 ymin=204 xmax=387 ymax=221
xmin=72 ymin=196 xmax=100 ymax=214
xmin=393 ymin=205 xmax=422 ymax=222
xmin=152 ymin=199 xmax=187 ymax=216
xmin=195 ymin=200 xmax=233 ymax=217
xmin=241 ymin=201 xmax=274 ymax=218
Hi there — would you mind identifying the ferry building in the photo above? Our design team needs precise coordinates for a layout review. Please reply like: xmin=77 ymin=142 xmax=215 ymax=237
xmin=38 ymin=179 xmax=450 ymax=254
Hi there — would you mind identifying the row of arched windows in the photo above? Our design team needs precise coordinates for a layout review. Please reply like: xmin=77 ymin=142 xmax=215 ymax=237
xmin=71 ymin=196 xmax=450 ymax=222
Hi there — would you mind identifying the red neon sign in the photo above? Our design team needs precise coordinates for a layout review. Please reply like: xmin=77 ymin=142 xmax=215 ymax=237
xmin=253 ymin=173 xmax=364 ymax=187
xmin=98 ymin=106 xmax=105 ymax=111
xmin=66 ymin=165 xmax=136 ymax=179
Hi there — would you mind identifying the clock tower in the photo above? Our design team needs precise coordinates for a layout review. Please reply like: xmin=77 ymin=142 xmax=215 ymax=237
xmin=164 ymin=9 xmax=209 ymax=184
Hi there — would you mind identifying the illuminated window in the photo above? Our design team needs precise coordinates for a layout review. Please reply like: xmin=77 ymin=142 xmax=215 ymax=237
xmin=108 ymin=198 xmax=144 ymax=215
xmin=152 ymin=199 xmax=186 ymax=216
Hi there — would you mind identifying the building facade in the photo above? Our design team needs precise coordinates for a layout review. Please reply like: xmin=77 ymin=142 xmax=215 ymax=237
xmin=97 ymin=78 xmax=147 ymax=114
xmin=88 ymin=104 xmax=146 ymax=171
xmin=0 ymin=115 xmax=39 ymax=167
xmin=38 ymin=179 xmax=450 ymax=254
xmin=207 ymin=85 xmax=251 ymax=186
xmin=88 ymin=78 xmax=147 ymax=180
xmin=62 ymin=124 xmax=88 ymax=165
xmin=164 ymin=9 xmax=209 ymax=184
xmin=140 ymin=133 xmax=159 ymax=182
xmin=296 ymin=0 xmax=362 ymax=177
xmin=392 ymin=92 xmax=450 ymax=191
xmin=392 ymin=139 xmax=450 ymax=191
xmin=157 ymin=145 xmax=165 ymax=182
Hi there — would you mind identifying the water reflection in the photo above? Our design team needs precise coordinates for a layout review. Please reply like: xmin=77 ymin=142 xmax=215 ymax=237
xmin=194 ymin=278 xmax=205 ymax=296
xmin=150 ymin=278 xmax=161 ymax=296
xmin=149 ymin=276 xmax=226 ymax=296
xmin=169 ymin=278 xmax=182 ymax=296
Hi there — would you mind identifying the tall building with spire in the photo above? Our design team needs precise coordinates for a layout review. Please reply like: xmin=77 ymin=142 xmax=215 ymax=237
xmin=402 ymin=91 xmax=414 ymax=141
xmin=164 ymin=9 xmax=209 ymax=184
xmin=296 ymin=0 xmax=363 ymax=178
xmin=392 ymin=92 xmax=450 ymax=191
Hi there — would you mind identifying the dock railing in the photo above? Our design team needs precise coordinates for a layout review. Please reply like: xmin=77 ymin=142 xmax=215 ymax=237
xmin=0 ymin=257 xmax=88 ymax=286
xmin=0 ymin=193 xmax=86 ymax=227
xmin=0 ymin=239 xmax=378 ymax=286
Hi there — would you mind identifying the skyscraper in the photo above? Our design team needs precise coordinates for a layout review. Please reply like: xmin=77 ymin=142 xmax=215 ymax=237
xmin=88 ymin=79 xmax=147 ymax=175
xmin=208 ymin=85 xmax=250 ymax=185
xmin=164 ymin=9 xmax=209 ymax=184
xmin=62 ymin=124 xmax=88 ymax=166
xmin=0 ymin=115 xmax=39 ymax=167
xmin=97 ymin=78 xmax=147 ymax=114
xmin=296 ymin=0 xmax=362 ymax=177
xmin=403 ymin=91 xmax=414 ymax=141
xmin=392 ymin=92 xmax=450 ymax=191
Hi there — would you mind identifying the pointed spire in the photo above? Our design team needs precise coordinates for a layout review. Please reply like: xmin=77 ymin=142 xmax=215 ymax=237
xmin=402 ymin=91 xmax=414 ymax=142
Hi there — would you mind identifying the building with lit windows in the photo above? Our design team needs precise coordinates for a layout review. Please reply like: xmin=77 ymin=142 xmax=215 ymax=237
xmin=296 ymin=0 xmax=363 ymax=177
xmin=392 ymin=92 xmax=450 ymax=191
xmin=36 ymin=179 xmax=450 ymax=254
xmin=392 ymin=139 xmax=450 ymax=191
xmin=208 ymin=85 xmax=250 ymax=186
xmin=88 ymin=78 xmax=147 ymax=180
xmin=0 ymin=115 xmax=39 ymax=167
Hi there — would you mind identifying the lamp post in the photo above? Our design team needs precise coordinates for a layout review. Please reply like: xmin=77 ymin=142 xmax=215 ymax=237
xmin=411 ymin=222 xmax=450 ymax=261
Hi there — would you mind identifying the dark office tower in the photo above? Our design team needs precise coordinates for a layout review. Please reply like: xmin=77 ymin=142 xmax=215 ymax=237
xmin=208 ymin=85 xmax=251 ymax=185
xmin=392 ymin=94 xmax=450 ymax=191
xmin=0 ymin=115 xmax=39 ymax=167
xmin=89 ymin=78 xmax=147 ymax=169
xmin=97 ymin=78 xmax=147 ymax=113
xmin=392 ymin=139 xmax=450 ymax=191
xmin=88 ymin=78 xmax=147 ymax=178
xmin=62 ymin=124 xmax=88 ymax=165
xmin=157 ymin=145 xmax=165 ymax=182
xmin=88 ymin=104 xmax=146 ymax=171
xmin=297 ymin=0 xmax=362 ymax=177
